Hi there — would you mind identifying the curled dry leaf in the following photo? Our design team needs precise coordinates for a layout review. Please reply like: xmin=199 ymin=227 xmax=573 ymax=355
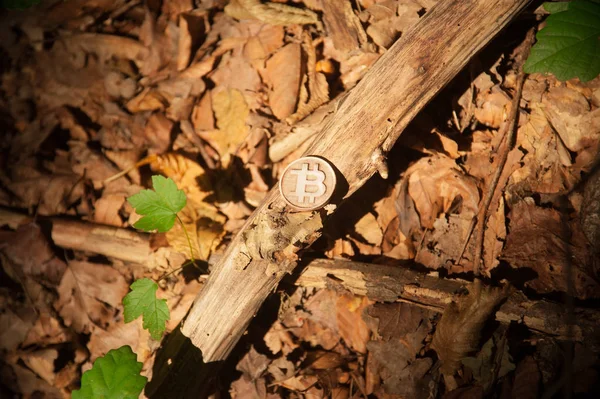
xmin=407 ymin=154 xmax=480 ymax=229
xmin=287 ymin=33 xmax=329 ymax=124
xmin=431 ymin=280 xmax=510 ymax=382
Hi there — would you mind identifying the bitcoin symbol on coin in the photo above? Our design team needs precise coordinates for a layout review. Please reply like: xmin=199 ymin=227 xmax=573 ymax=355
xmin=279 ymin=156 xmax=336 ymax=210
xmin=290 ymin=163 xmax=326 ymax=204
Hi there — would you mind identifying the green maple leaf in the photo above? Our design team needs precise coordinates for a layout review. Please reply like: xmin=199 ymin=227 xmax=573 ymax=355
xmin=71 ymin=345 xmax=147 ymax=399
xmin=123 ymin=278 xmax=169 ymax=340
xmin=524 ymin=0 xmax=600 ymax=82
xmin=127 ymin=175 xmax=186 ymax=233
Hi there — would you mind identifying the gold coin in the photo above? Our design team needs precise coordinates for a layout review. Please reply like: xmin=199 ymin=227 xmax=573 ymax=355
xmin=279 ymin=156 xmax=336 ymax=210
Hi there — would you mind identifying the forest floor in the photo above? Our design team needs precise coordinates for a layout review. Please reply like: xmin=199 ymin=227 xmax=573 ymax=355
xmin=0 ymin=0 xmax=599 ymax=398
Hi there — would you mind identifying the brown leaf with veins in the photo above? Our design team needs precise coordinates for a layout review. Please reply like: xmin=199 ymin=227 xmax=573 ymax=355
xmin=200 ymin=89 xmax=250 ymax=165
xmin=366 ymin=302 xmax=434 ymax=397
xmin=431 ymin=280 xmax=510 ymax=384
xmin=54 ymin=261 xmax=129 ymax=334
xmin=407 ymin=154 xmax=480 ymax=229
xmin=502 ymin=201 xmax=599 ymax=299
xmin=264 ymin=43 xmax=302 ymax=120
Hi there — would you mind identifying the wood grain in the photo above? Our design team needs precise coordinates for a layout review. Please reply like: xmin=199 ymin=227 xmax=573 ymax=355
xmin=179 ymin=0 xmax=532 ymax=362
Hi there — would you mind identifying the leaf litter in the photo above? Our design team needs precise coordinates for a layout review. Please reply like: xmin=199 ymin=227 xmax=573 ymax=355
xmin=0 ymin=0 xmax=599 ymax=397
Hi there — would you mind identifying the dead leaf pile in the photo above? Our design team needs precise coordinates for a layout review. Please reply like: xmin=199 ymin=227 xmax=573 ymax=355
xmin=0 ymin=0 xmax=599 ymax=397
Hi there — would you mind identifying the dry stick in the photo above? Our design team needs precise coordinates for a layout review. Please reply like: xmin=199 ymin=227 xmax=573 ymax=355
xmin=3 ymin=209 xmax=597 ymax=344
xmin=151 ymin=1 xmax=533 ymax=396
xmin=472 ymin=29 xmax=535 ymax=276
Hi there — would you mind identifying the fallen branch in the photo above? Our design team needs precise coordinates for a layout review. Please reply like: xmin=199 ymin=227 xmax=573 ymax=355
xmin=174 ymin=1 xmax=532 ymax=375
xmin=8 ymin=211 xmax=596 ymax=346
xmin=295 ymin=259 xmax=599 ymax=347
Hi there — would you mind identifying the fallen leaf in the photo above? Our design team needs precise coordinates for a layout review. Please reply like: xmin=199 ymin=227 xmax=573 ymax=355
xmin=54 ymin=261 xmax=129 ymax=333
xmin=354 ymin=212 xmax=383 ymax=246
xmin=264 ymin=43 xmax=302 ymax=120
xmin=407 ymin=154 xmax=480 ymax=229
xmin=502 ymin=201 xmax=599 ymax=299
xmin=431 ymin=280 xmax=510 ymax=379
xmin=200 ymin=89 xmax=250 ymax=165
xmin=20 ymin=348 xmax=58 ymax=385
xmin=336 ymin=295 xmax=372 ymax=353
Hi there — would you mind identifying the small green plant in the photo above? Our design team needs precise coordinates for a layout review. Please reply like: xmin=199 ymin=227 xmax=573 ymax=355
xmin=524 ymin=0 xmax=600 ymax=82
xmin=127 ymin=175 xmax=187 ymax=233
xmin=71 ymin=346 xmax=147 ymax=399
xmin=123 ymin=278 xmax=170 ymax=340
xmin=73 ymin=176 xmax=190 ymax=397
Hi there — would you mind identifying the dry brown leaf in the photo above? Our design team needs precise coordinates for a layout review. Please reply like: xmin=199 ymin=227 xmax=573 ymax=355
xmin=338 ymin=49 xmax=380 ymax=89
xmin=200 ymin=89 xmax=250 ymax=165
xmin=20 ymin=348 xmax=58 ymax=386
xmin=509 ymin=356 xmax=540 ymax=399
xmin=225 ymin=0 xmax=320 ymax=26
xmin=406 ymin=155 xmax=480 ymax=229
xmin=150 ymin=152 xmax=212 ymax=203
xmin=0 ymin=223 xmax=66 ymax=287
xmin=325 ymin=237 xmax=356 ymax=259
xmin=0 ymin=308 xmax=35 ymax=352
xmin=54 ymin=261 xmax=129 ymax=334
xmin=366 ymin=303 xmax=433 ymax=397
xmin=276 ymin=375 xmax=322 ymax=396
xmin=177 ymin=12 xmax=207 ymax=71
xmin=502 ymin=201 xmax=599 ymax=299
xmin=166 ymin=207 xmax=226 ymax=261
xmin=4 ymin=172 xmax=84 ymax=216
xmin=87 ymin=318 xmax=151 ymax=363
xmin=354 ymin=212 xmax=383 ymax=246
xmin=474 ymin=88 xmax=511 ymax=128
xmin=166 ymin=279 xmax=203 ymax=331
xmin=4 ymin=360 xmax=65 ymax=398
xmin=126 ymin=87 xmax=167 ymax=113
xmin=209 ymin=50 xmax=261 ymax=110
xmin=263 ymin=320 xmax=299 ymax=355
xmin=104 ymin=71 xmax=137 ymax=100
xmin=336 ymin=295 xmax=372 ymax=354
xmin=93 ymin=193 xmax=125 ymax=227
xmin=144 ymin=113 xmax=174 ymax=154
xmin=62 ymin=33 xmax=149 ymax=69
xmin=431 ymin=280 xmax=510 ymax=379
xmin=542 ymin=87 xmax=600 ymax=153
xmin=287 ymin=33 xmax=329 ymax=124
xmin=264 ymin=43 xmax=302 ymax=120
xmin=22 ymin=314 xmax=69 ymax=348
xmin=192 ymin=93 xmax=215 ymax=131
xmin=243 ymin=23 xmax=285 ymax=70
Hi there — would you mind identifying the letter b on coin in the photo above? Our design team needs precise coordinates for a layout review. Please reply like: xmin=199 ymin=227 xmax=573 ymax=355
xmin=280 ymin=156 xmax=336 ymax=210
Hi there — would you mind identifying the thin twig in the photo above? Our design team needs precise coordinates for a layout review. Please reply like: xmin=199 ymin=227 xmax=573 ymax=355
xmin=472 ymin=29 xmax=535 ymax=276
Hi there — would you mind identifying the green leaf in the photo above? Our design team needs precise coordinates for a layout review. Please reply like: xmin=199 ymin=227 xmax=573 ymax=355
xmin=123 ymin=278 xmax=169 ymax=340
xmin=524 ymin=0 xmax=600 ymax=82
xmin=71 ymin=346 xmax=147 ymax=399
xmin=127 ymin=175 xmax=186 ymax=233
xmin=543 ymin=2 xmax=570 ymax=14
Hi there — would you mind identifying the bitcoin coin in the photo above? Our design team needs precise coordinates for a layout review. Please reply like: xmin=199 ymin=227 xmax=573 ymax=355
xmin=279 ymin=156 xmax=336 ymax=210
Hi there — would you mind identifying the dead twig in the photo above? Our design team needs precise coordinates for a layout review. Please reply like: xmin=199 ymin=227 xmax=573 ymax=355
xmin=472 ymin=29 xmax=535 ymax=276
